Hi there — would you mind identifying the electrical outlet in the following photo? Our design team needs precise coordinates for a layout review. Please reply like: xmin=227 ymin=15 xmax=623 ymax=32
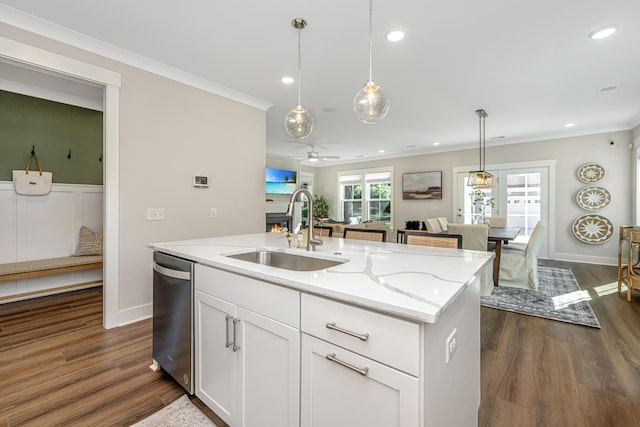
xmin=146 ymin=208 xmax=164 ymax=221
xmin=446 ymin=328 xmax=458 ymax=364
xmin=210 ymin=208 xmax=217 ymax=219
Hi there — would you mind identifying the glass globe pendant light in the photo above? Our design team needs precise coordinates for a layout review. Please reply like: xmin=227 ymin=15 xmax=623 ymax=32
xmin=353 ymin=0 xmax=389 ymax=124
xmin=284 ymin=18 xmax=314 ymax=139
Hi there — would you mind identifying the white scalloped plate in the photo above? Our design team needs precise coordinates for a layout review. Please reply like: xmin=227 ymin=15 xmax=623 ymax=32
xmin=577 ymin=163 xmax=605 ymax=183
xmin=576 ymin=186 xmax=611 ymax=211
xmin=572 ymin=214 xmax=614 ymax=244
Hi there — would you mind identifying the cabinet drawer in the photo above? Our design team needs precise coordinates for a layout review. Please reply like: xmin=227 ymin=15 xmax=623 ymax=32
xmin=301 ymin=334 xmax=419 ymax=427
xmin=301 ymin=294 xmax=420 ymax=376
xmin=195 ymin=264 xmax=300 ymax=328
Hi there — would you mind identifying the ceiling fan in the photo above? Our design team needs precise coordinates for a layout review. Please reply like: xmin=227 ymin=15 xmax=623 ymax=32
xmin=288 ymin=144 xmax=340 ymax=162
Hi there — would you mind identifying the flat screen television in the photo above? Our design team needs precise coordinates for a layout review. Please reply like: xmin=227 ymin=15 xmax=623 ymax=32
xmin=266 ymin=167 xmax=297 ymax=194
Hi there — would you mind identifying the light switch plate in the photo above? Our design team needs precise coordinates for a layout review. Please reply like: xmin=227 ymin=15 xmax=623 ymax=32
xmin=147 ymin=208 xmax=164 ymax=221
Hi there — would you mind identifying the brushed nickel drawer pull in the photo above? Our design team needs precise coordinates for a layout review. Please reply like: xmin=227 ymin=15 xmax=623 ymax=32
xmin=325 ymin=322 xmax=370 ymax=341
xmin=325 ymin=353 xmax=369 ymax=376
xmin=232 ymin=318 xmax=241 ymax=352
xmin=225 ymin=315 xmax=232 ymax=348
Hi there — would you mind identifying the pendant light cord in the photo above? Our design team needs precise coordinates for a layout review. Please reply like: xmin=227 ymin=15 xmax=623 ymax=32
xmin=368 ymin=0 xmax=373 ymax=83
xmin=297 ymin=28 xmax=302 ymax=107
xmin=479 ymin=113 xmax=483 ymax=171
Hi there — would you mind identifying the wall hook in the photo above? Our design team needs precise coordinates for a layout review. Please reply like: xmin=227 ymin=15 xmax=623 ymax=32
xmin=67 ymin=149 xmax=72 ymax=159
xmin=31 ymin=145 xmax=35 ymax=155
xmin=99 ymin=153 xmax=103 ymax=163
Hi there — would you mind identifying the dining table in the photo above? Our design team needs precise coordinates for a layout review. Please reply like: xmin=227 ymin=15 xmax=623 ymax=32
xmin=396 ymin=226 xmax=522 ymax=286
xmin=488 ymin=227 xmax=522 ymax=286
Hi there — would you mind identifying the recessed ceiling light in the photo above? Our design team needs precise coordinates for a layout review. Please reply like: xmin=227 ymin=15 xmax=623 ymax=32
xmin=386 ymin=30 xmax=405 ymax=42
xmin=321 ymin=107 xmax=337 ymax=113
xmin=378 ymin=149 xmax=385 ymax=153
xmin=406 ymin=144 xmax=416 ymax=148
xmin=281 ymin=76 xmax=294 ymax=84
xmin=564 ymin=122 xmax=576 ymax=128
xmin=588 ymin=26 xmax=616 ymax=40
xmin=433 ymin=141 xmax=440 ymax=146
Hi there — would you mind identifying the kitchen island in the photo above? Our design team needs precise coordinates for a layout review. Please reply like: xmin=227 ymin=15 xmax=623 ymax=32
xmin=150 ymin=232 xmax=494 ymax=427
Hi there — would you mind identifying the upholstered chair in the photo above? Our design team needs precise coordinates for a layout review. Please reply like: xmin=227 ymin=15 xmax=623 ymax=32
xmin=498 ymin=221 xmax=546 ymax=290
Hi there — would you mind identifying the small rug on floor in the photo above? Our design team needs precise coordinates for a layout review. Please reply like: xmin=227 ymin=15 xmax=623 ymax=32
xmin=481 ymin=265 xmax=600 ymax=328
xmin=131 ymin=395 xmax=216 ymax=427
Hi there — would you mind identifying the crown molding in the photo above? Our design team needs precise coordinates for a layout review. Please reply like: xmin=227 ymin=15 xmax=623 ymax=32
xmin=0 ymin=5 xmax=272 ymax=111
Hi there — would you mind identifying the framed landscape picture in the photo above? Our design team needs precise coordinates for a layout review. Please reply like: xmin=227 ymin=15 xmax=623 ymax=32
xmin=402 ymin=171 xmax=442 ymax=200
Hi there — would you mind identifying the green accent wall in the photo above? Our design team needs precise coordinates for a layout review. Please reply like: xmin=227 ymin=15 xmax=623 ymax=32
xmin=0 ymin=90 xmax=103 ymax=184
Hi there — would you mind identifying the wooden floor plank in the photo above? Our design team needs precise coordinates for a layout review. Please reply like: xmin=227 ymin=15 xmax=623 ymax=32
xmin=1 ymin=260 xmax=639 ymax=425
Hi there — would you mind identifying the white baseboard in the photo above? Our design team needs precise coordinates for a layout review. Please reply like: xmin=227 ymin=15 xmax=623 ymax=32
xmin=547 ymin=252 xmax=617 ymax=266
xmin=116 ymin=302 xmax=152 ymax=327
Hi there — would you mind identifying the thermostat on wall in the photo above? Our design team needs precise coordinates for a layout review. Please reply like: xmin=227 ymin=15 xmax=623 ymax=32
xmin=193 ymin=175 xmax=209 ymax=187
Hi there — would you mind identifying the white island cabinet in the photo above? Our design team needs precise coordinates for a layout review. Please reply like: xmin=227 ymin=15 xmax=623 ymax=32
xmin=195 ymin=264 xmax=301 ymax=427
xmin=150 ymin=232 xmax=493 ymax=427
xmin=301 ymin=294 xmax=421 ymax=426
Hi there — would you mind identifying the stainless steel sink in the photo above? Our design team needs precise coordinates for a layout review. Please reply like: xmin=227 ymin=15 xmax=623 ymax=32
xmin=225 ymin=249 xmax=345 ymax=271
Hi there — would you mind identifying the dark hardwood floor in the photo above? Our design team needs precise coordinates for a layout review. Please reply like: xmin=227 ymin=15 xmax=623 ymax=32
xmin=0 ymin=260 xmax=638 ymax=426
xmin=479 ymin=259 xmax=640 ymax=426
xmin=0 ymin=287 xmax=227 ymax=427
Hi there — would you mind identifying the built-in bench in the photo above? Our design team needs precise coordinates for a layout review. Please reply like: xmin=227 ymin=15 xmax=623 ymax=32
xmin=0 ymin=256 xmax=103 ymax=302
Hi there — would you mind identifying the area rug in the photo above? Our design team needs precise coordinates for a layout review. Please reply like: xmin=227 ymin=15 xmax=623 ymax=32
xmin=481 ymin=266 xmax=601 ymax=328
xmin=131 ymin=395 xmax=216 ymax=427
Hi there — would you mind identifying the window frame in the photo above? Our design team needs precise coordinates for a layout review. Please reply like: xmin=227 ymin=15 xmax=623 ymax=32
xmin=337 ymin=167 xmax=394 ymax=224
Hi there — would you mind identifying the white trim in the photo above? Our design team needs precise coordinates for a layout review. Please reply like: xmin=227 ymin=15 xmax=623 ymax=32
xmin=551 ymin=253 xmax=616 ymax=266
xmin=0 ymin=35 xmax=121 ymax=329
xmin=336 ymin=166 xmax=394 ymax=223
xmin=115 ymin=302 xmax=152 ymax=327
xmin=103 ymin=84 xmax=119 ymax=329
xmin=0 ymin=5 xmax=272 ymax=111
xmin=634 ymin=137 xmax=640 ymax=225
xmin=0 ymin=78 xmax=103 ymax=111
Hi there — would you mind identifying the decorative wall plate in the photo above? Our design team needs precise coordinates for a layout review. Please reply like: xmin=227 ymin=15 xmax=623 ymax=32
xmin=572 ymin=214 xmax=614 ymax=244
xmin=577 ymin=163 xmax=605 ymax=183
xmin=576 ymin=186 xmax=611 ymax=211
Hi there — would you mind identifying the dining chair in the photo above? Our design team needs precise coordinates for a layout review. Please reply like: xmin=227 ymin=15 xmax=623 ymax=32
xmin=626 ymin=229 xmax=640 ymax=301
xmin=498 ymin=220 xmax=546 ymax=290
xmin=487 ymin=217 xmax=507 ymax=227
xmin=343 ymin=228 xmax=386 ymax=242
xmin=313 ymin=226 xmax=333 ymax=238
xmin=618 ymin=226 xmax=635 ymax=293
xmin=404 ymin=232 xmax=462 ymax=249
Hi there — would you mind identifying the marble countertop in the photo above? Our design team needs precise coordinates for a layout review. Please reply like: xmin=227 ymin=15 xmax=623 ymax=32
xmin=149 ymin=232 xmax=494 ymax=324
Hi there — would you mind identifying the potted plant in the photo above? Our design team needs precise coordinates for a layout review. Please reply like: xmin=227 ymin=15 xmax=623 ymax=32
xmin=469 ymin=189 xmax=495 ymax=224
xmin=312 ymin=194 xmax=330 ymax=223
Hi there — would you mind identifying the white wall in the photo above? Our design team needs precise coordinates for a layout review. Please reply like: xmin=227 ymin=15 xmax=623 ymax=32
xmin=315 ymin=130 xmax=633 ymax=265
xmin=0 ymin=23 xmax=266 ymax=323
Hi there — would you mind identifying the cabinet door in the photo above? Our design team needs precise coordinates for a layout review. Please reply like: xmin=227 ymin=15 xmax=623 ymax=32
xmin=237 ymin=307 xmax=300 ymax=427
xmin=301 ymin=334 xmax=419 ymax=427
xmin=195 ymin=290 xmax=237 ymax=425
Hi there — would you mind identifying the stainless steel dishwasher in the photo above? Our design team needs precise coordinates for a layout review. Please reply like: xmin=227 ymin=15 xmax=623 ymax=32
xmin=152 ymin=251 xmax=194 ymax=394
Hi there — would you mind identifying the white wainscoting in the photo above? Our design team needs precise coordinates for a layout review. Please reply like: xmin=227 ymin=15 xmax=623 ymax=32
xmin=0 ymin=181 xmax=103 ymax=302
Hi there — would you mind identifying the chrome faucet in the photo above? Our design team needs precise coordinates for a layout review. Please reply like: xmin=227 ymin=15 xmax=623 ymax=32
xmin=286 ymin=188 xmax=323 ymax=251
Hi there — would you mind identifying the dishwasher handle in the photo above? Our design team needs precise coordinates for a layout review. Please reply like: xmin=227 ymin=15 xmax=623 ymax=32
xmin=153 ymin=262 xmax=191 ymax=281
